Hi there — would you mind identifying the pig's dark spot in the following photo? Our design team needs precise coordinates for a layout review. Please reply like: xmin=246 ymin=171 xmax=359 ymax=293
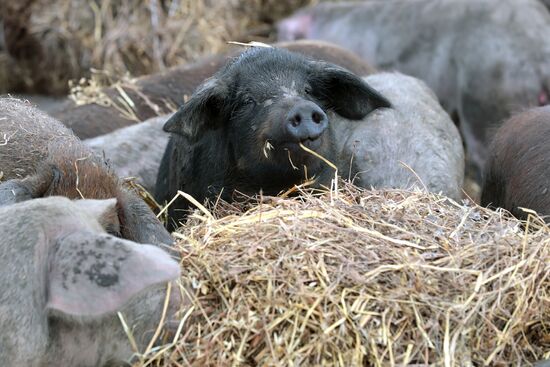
xmin=71 ymin=266 xmax=81 ymax=284
xmin=84 ymin=261 xmax=119 ymax=287
xmin=95 ymin=238 xmax=107 ymax=248
xmin=61 ymin=270 xmax=69 ymax=290
xmin=95 ymin=272 xmax=119 ymax=287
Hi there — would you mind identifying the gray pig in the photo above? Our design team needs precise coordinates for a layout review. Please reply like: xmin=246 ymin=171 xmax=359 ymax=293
xmin=0 ymin=196 xmax=181 ymax=366
xmin=85 ymin=115 xmax=170 ymax=194
xmin=278 ymin=0 xmax=550 ymax=181
xmin=333 ymin=72 xmax=464 ymax=200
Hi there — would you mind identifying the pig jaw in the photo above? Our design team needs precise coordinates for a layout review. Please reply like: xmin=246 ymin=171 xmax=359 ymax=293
xmin=45 ymin=282 xmax=182 ymax=367
xmin=45 ymin=316 xmax=134 ymax=367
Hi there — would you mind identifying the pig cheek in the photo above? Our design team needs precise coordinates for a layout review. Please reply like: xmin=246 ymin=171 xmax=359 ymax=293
xmin=255 ymin=109 xmax=285 ymax=157
xmin=51 ymin=322 xmax=103 ymax=366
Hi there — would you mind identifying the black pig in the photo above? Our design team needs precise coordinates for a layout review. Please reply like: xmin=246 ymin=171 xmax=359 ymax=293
xmin=155 ymin=47 xmax=390 ymax=227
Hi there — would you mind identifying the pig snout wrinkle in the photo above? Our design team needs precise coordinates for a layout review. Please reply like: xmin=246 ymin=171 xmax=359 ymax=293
xmin=285 ymin=101 xmax=328 ymax=142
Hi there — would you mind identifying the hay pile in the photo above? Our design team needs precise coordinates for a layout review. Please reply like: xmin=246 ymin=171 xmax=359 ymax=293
xmin=0 ymin=0 xmax=315 ymax=95
xmin=142 ymin=182 xmax=549 ymax=366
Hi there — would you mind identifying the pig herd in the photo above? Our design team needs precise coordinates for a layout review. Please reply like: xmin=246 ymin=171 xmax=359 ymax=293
xmin=1 ymin=0 xmax=550 ymax=365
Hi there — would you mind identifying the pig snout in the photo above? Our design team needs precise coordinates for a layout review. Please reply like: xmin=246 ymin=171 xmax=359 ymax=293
xmin=277 ymin=14 xmax=312 ymax=41
xmin=285 ymin=101 xmax=328 ymax=146
xmin=539 ymin=88 xmax=549 ymax=106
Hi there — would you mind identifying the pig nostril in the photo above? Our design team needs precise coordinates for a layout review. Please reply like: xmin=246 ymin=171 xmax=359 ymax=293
xmin=312 ymin=111 xmax=322 ymax=124
xmin=290 ymin=114 xmax=301 ymax=127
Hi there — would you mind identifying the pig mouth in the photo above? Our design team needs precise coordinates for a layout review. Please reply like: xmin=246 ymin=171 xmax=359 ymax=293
xmin=277 ymin=135 xmax=323 ymax=153
xmin=299 ymin=137 xmax=323 ymax=150
xmin=262 ymin=129 xmax=326 ymax=164
xmin=277 ymin=137 xmax=326 ymax=170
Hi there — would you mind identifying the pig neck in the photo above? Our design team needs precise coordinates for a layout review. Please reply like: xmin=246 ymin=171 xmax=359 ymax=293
xmin=225 ymin=166 xmax=306 ymax=197
xmin=189 ymin=130 xmax=326 ymax=200
xmin=0 ymin=222 xmax=49 ymax=366
xmin=44 ymin=315 xmax=129 ymax=367
xmin=223 ymin=144 xmax=312 ymax=198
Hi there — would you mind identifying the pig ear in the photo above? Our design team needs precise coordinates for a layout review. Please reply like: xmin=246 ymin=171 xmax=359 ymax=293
xmin=309 ymin=63 xmax=391 ymax=120
xmin=163 ymin=78 xmax=228 ymax=140
xmin=47 ymin=232 xmax=180 ymax=317
xmin=0 ymin=164 xmax=58 ymax=206
xmin=73 ymin=198 xmax=120 ymax=235
xmin=117 ymin=189 xmax=175 ymax=247
xmin=0 ymin=179 xmax=34 ymax=206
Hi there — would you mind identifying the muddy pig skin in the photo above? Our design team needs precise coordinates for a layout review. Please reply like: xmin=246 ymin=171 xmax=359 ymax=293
xmin=0 ymin=97 xmax=173 ymax=245
xmin=51 ymin=40 xmax=376 ymax=139
xmin=332 ymin=72 xmax=464 ymax=200
xmin=278 ymin=0 xmax=550 ymax=181
xmin=155 ymin=46 xmax=390 ymax=228
xmin=0 ymin=196 xmax=181 ymax=367
xmin=85 ymin=115 xmax=170 ymax=193
xmin=481 ymin=106 xmax=550 ymax=222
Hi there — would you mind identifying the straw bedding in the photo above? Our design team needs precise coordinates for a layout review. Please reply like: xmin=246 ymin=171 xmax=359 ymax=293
xmin=139 ymin=182 xmax=549 ymax=366
xmin=2 ymin=1 xmax=548 ymax=364
xmin=0 ymin=0 xmax=314 ymax=95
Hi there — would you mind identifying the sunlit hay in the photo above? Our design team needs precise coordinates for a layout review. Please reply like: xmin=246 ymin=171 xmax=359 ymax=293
xmin=136 ymin=180 xmax=549 ymax=366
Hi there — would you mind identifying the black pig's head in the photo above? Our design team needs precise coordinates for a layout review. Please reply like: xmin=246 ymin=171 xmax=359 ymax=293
xmin=164 ymin=47 xmax=390 ymax=186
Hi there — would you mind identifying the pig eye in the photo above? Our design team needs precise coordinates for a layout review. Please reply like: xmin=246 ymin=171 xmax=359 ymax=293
xmin=304 ymin=86 xmax=312 ymax=95
xmin=243 ymin=96 xmax=256 ymax=106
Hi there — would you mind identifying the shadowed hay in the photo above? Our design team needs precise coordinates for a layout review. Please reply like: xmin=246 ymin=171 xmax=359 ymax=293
xmin=138 ymin=181 xmax=549 ymax=366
